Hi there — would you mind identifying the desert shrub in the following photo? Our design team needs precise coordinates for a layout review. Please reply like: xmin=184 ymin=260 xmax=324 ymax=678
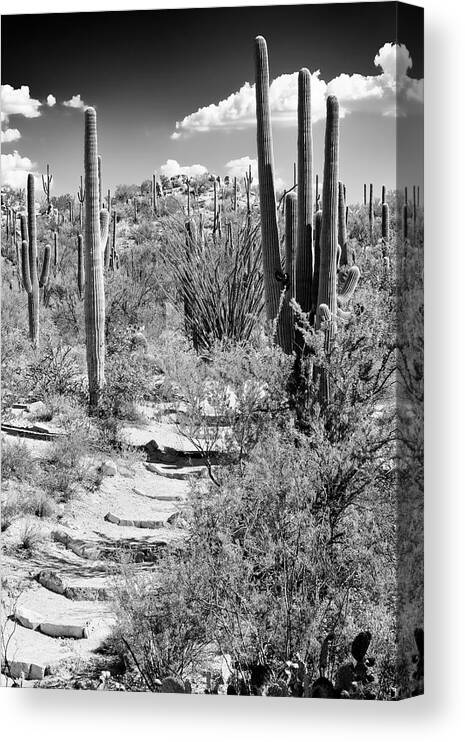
xmin=23 ymin=342 xmax=84 ymax=399
xmin=15 ymin=520 xmax=45 ymax=551
xmin=156 ymin=335 xmax=293 ymax=468
xmin=40 ymin=430 xmax=100 ymax=501
xmin=1 ymin=439 xmax=38 ymax=482
xmin=29 ymin=493 xmax=55 ymax=519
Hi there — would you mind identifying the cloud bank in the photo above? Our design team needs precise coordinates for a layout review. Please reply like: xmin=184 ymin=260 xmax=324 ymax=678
xmin=224 ymin=156 xmax=258 ymax=180
xmin=1 ymin=150 xmax=37 ymax=189
xmin=160 ymin=159 xmax=208 ymax=179
xmin=171 ymin=43 xmax=423 ymax=139
xmin=1 ymin=128 xmax=21 ymax=144
xmin=46 ymin=94 xmax=56 ymax=107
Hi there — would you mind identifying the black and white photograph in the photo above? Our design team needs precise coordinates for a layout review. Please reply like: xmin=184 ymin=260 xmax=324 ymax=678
xmin=1 ymin=1 xmax=424 ymax=702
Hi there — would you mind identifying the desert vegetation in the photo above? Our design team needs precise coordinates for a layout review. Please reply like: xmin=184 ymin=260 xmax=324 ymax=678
xmin=1 ymin=35 xmax=423 ymax=698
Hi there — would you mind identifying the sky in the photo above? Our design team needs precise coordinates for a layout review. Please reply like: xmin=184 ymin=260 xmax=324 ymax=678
xmin=1 ymin=3 xmax=423 ymax=202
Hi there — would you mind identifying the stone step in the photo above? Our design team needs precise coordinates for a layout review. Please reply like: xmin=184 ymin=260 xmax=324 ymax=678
xmin=36 ymin=570 xmax=114 ymax=601
xmin=104 ymin=510 xmax=180 ymax=529
xmin=52 ymin=528 xmax=183 ymax=563
xmin=1 ymin=619 xmax=74 ymax=680
xmin=13 ymin=585 xmax=115 ymax=640
xmin=145 ymin=462 xmax=208 ymax=481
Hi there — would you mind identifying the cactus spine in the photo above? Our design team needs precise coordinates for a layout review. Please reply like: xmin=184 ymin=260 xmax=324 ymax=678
xmin=316 ymin=96 xmax=339 ymax=334
xmin=255 ymin=35 xmax=284 ymax=345
xmin=281 ymin=192 xmax=297 ymax=354
xmin=84 ymin=108 xmax=106 ymax=408
xmin=295 ymin=68 xmax=313 ymax=315
xmin=22 ymin=174 xmax=50 ymax=345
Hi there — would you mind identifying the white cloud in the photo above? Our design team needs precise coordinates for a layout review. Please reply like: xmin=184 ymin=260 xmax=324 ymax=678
xmin=46 ymin=94 xmax=56 ymax=107
xmin=1 ymin=150 xmax=36 ymax=189
xmin=1 ymin=128 xmax=21 ymax=143
xmin=225 ymin=156 xmax=258 ymax=180
xmin=171 ymin=43 xmax=423 ymax=138
xmin=0 ymin=84 xmax=42 ymax=123
xmin=63 ymin=94 xmax=87 ymax=110
xmin=160 ymin=159 xmax=208 ymax=179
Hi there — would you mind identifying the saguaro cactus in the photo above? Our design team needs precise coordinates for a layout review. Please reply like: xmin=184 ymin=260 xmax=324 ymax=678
xmin=21 ymin=174 xmax=50 ymax=345
xmin=281 ymin=192 xmax=297 ymax=354
xmin=382 ymin=202 xmax=390 ymax=241
xmin=152 ymin=172 xmax=158 ymax=216
xmin=368 ymin=183 xmax=374 ymax=240
xmin=77 ymin=175 xmax=85 ymax=229
xmin=98 ymin=155 xmax=103 ymax=210
xmin=255 ymin=35 xmax=283 ymax=344
xmin=42 ymin=164 xmax=52 ymax=214
xmin=316 ymin=96 xmax=339 ymax=334
xmin=84 ymin=107 xmax=107 ymax=408
xmin=53 ymin=230 xmax=58 ymax=268
xmin=311 ymin=209 xmax=322 ymax=314
xmin=295 ymin=67 xmax=313 ymax=315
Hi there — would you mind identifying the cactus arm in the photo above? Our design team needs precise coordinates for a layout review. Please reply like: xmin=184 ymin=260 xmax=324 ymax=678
xmin=39 ymin=245 xmax=51 ymax=288
xmin=77 ymin=234 xmax=84 ymax=298
xmin=99 ymin=209 xmax=110 ymax=252
xmin=337 ymin=265 xmax=361 ymax=306
xmin=295 ymin=67 xmax=313 ymax=314
xmin=21 ymin=240 xmax=32 ymax=293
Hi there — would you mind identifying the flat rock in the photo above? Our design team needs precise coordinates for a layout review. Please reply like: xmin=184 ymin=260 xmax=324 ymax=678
xmin=145 ymin=462 xmax=207 ymax=480
xmin=2 ymin=619 xmax=73 ymax=680
xmin=104 ymin=511 xmax=172 ymax=529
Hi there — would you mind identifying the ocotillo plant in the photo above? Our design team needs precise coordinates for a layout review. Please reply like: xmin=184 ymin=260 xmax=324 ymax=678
xmin=22 ymin=174 xmax=51 ymax=345
xmin=316 ymin=96 xmax=339 ymax=336
xmin=255 ymin=35 xmax=284 ymax=345
xmin=77 ymin=234 xmax=84 ymax=298
xmin=84 ymin=107 xmax=107 ymax=408
xmin=281 ymin=192 xmax=297 ymax=354
xmin=338 ymin=181 xmax=348 ymax=265
xmin=295 ymin=67 xmax=313 ymax=316
xmin=42 ymin=163 xmax=52 ymax=214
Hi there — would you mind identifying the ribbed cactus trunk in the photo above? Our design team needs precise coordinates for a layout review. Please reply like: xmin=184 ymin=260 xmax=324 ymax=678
xmin=26 ymin=174 xmax=40 ymax=345
xmin=311 ymin=209 xmax=322 ymax=314
xmin=295 ymin=68 xmax=313 ymax=315
xmin=152 ymin=173 xmax=158 ymax=216
xmin=316 ymin=96 xmax=339 ymax=333
xmin=84 ymin=108 xmax=106 ymax=409
xmin=369 ymin=183 xmax=374 ymax=240
xmin=255 ymin=35 xmax=284 ymax=345
xmin=281 ymin=192 xmax=297 ymax=354
xmin=364 ymin=183 xmax=367 ymax=205
xmin=382 ymin=202 xmax=389 ymax=240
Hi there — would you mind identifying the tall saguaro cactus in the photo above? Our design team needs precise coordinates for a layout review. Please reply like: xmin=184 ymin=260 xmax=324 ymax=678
xmin=84 ymin=108 xmax=106 ymax=408
xmin=152 ymin=172 xmax=158 ymax=216
xmin=255 ymin=35 xmax=283 ymax=344
xmin=295 ymin=67 xmax=313 ymax=315
xmin=281 ymin=192 xmax=297 ymax=354
xmin=316 ymin=96 xmax=339 ymax=334
xmin=22 ymin=174 xmax=50 ymax=345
